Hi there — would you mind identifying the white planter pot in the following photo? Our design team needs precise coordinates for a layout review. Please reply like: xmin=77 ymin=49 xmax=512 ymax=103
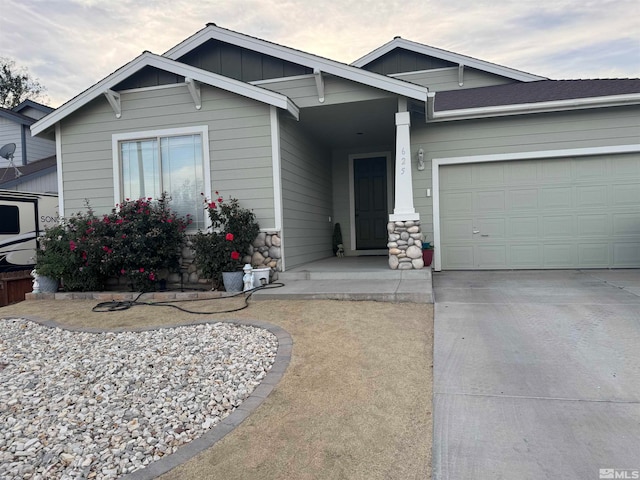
xmin=36 ymin=275 xmax=59 ymax=293
xmin=252 ymin=267 xmax=271 ymax=288
xmin=222 ymin=271 xmax=243 ymax=293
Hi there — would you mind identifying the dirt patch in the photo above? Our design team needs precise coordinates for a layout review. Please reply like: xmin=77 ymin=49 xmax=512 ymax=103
xmin=1 ymin=298 xmax=433 ymax=479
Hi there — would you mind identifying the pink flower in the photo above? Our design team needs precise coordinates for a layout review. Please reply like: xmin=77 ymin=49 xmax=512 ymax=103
xmin=69 ymin=240 xmax=77 ymax=251
xmin=82 ymin=251 xmax=87 ymax=260
xmin=139 ymin=267 xmax=145 ymax=273
xmin=149 ymin=272 xmax=156 ymax=281
xmin=167 ymin=218 xmax=173 ymax=223
xmin=208 ymin=202 xmax=216 ymax=210
xmin=121 ymin=234 xmax=127 ymax=239
xmin=103 ymin=216 xmax=110 ymax=224
xmin=120 ymin=268 xmax=126 ymax=275
xmin=230 ymin=251 xmax=240 ymax=261
xmin=225 ymin=233 xmax=234 ymax=241
xmin=116 ymin=219 xmax=123 ymax=225
xmin=217 ymin=197 xmax=223 ymax=203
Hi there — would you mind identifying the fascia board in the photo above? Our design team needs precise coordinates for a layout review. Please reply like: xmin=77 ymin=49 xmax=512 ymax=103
xmin=429 ymin=93 xmax=640 ymax=122
xmin=163 ymin=25 xmax=428 ymax=102
xmin=32 ymin=52 xmax=299 ymax=136
xmin=352 ymin=38 xmax=546 ymax=82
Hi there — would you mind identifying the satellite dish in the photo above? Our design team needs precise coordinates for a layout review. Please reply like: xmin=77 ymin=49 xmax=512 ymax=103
xmin=0 ymin=143 xmax=22 ymax=179
xmin=0 ymin=143 xmax=16 ymax=160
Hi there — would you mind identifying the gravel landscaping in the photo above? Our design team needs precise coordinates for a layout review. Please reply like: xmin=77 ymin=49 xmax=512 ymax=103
xmin=0 ymin=319 xmax=277 ymax=480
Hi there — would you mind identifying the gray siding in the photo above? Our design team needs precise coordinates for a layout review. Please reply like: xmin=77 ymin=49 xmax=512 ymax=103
xmin=393 ymin=67 xmax=516 ymax=91
xmin=411 ymin=105 xmax=640 ymax=240
xmin=280 ymin=114 xmax=333 ymax=268
xmin=259 ymin=75 xmax=396 ymax=108
xmin=59 ymin=84 xmax=275 ymax=227
xmin=25 ymin=130 xmax=55 ymax=162
xmin=14 ymin=171 xmax=58 ymax=193
xmin=0 ymin=117 xmax=22 ymax=168
xmin=362 ymin=49 xmax=456 ymax=74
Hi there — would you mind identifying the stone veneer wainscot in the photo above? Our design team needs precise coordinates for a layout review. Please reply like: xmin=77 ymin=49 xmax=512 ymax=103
xmin=387 ymin=220 xmax=424 ymax=270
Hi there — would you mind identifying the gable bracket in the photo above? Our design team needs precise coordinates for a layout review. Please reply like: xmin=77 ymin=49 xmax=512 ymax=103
xmin=458 ymin=64 xmax=464 ymax=87
xmin=185 ymin=78 xmax=202 ymax=110
xmin=313 ymin=69 xmax=325 ymax=103
xmin=103 ymin=89 xmax=122 ymax=118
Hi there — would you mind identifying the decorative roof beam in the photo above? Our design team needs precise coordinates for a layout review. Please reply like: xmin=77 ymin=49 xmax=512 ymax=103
xmin=103 ymin=90 xmax=121 ymax=118
xmin=314 ymin=69 xmax=325 ymax=103
xmin=185 ymin=78 xmax=202 ymax=110
xmin=458 ymin=64 xmax=464 ymax=87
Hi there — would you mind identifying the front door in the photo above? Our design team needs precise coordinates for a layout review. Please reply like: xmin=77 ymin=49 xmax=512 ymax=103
xmin=354 ymin=157 xmax=388 ymax=250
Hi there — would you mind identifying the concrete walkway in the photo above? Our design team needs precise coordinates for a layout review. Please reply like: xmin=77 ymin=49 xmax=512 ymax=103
xmin=432 ymin=270 xmax=640 ymax=480
xmin=253 ymin=256 xmax=433 ymax=303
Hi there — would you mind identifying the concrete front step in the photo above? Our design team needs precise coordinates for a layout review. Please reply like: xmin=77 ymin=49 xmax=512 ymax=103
xmin=277 ymin=268 xmax=432 ymax=282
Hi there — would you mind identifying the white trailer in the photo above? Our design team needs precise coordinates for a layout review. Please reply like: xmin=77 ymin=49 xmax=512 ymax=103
xmin=0 ymin=190 xmax=59 ymax=273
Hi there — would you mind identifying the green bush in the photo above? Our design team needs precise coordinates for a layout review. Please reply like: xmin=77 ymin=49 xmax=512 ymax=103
xmin=36 ymin=194 xmax=190 ymax=292
xmin=193 ymin=193 xmax=260 ymax=287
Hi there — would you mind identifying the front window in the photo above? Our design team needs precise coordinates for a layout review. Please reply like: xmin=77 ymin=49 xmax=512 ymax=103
xmin=117 ymin=129 xmax=208 ymax=230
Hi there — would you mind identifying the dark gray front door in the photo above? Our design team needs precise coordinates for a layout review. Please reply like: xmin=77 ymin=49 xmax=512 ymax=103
xmin=354 ymin=157 xmax=388 ymax=250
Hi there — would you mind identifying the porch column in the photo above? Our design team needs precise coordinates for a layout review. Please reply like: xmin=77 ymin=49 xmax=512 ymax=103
xmin=387 ymin=111 xmax=424 ymax=270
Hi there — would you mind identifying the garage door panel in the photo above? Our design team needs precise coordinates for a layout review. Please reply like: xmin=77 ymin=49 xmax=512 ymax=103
xmin=477 ymin=218 xmax=505 ymax=238
xmin=542 ymin=159 xmax=572 ymax=182
xmin=476 ymin=245 xmax=507 ymax=268
xmin=508 ymin=189 xmax=538 ymax=210
xmin=575 ymin=158 xmax=607 ymax=178
xmin=440 ymin=153 xmax=640 ymax=269
xmin=578 ymin=244 xmax=610 ymax=267
xmin=543 ymin=244 xmax=577 ymax=267
xmin=442 ymin=219 xmax=473 ymax=241
xmin=443 ymin=246 xmax=474 ymax=269
xmin=613 ymin=243 xmax=640 ymax=267
xmin=577 ymin=214 xmax=609 ymax=236
xmin=541 ymin=187 xmax=572 ymax=209
xmin=576 ymin=185 xmax=608 ymax=208
xmin=441 ymin=191 xmax=473 ymax=214
xmin=613 ymin=213 xmax=640 ymax=236
xmin=508 ymin=217 xmax=539 ymax=237
xmin=475 ymin=191 xmax=505 ymax=212
xmin=510 ymin=245 xmax=542 ymax=267
xmin=542 ymin=215 xmax=575 ymax=237
xmin=612 ymin=184 xmax=640 ymax=206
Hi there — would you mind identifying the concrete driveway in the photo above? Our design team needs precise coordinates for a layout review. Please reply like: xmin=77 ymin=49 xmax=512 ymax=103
xmin=432 ymin=270 xmax=640 ymax=480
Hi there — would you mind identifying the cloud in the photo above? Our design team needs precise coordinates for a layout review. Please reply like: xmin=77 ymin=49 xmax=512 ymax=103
xmin=2 ymin=0 xmax=638 ymax=107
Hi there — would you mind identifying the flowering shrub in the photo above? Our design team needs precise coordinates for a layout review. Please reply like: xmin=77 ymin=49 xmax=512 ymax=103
xmin=36 ymin=194 xmax=190 ymax=291
xmin=192 ymin=193 xmax=260 ymax=287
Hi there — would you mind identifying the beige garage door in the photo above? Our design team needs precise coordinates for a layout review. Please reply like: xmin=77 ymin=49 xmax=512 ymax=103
xmin=439 ymin=154 xmax=640 ymax=269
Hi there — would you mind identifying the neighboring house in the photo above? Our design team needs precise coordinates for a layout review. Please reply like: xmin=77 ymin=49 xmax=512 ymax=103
xmin=0 ymin=100 xmax=57 ymax=193
xmin=31 ymin=24 xmax=640 ymax=271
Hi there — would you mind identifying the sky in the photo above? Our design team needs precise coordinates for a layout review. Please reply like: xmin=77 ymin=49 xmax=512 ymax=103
xmin=2 ymin=0 xmax=639 ymax=108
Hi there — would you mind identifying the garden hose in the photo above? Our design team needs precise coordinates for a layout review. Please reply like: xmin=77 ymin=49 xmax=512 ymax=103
xmin=91 ymin=283 xmax=285 ymax=315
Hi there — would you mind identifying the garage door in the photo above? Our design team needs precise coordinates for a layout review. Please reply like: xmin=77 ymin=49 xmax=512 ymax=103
xmin=439 ymin=154 xmax=640 ymax=269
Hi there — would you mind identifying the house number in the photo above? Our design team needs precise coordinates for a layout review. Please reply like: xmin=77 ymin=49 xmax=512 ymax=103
xmin=400 ymin=147 xmax=406 ymax=175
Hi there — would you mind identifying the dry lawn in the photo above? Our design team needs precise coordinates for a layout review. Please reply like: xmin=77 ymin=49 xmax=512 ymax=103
xmin=1 ymin=297 xmax=433 ymax=480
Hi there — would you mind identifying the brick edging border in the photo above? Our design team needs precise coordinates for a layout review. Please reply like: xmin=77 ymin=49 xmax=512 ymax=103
xmin=3 ymin=315 xmax=292 ymax=480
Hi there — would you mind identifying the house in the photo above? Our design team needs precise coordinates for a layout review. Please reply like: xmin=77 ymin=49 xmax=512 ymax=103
xmin=0 ymin=100 xmax=57 ymax=193
xmin=31 ymin=24 xmax=640 ymax=272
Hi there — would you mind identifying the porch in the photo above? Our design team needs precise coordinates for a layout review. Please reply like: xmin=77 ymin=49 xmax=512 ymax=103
xmin=253 ymin=256 xmax=433 ymax=303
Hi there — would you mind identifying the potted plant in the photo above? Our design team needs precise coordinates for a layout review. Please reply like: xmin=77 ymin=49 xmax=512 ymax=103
xmin=193 ymin=193 xmax=260 ymax=292
xmin=332 ymin=223 xmax=342 ymax=256
xmin=422 ymin=241 xmax=434 ymax=266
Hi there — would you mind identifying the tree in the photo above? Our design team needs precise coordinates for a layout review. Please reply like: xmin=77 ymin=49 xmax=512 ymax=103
xmin=0 ymin=58 xmax=47 ymax=109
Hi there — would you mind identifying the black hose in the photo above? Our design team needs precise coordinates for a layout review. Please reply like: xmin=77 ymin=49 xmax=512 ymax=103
xmin=92 ymin=283 xmax=284 ymax=315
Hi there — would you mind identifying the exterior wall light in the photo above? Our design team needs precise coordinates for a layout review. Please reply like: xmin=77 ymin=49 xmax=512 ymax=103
xmin=417 ymin=148 xmax=425 ymax=171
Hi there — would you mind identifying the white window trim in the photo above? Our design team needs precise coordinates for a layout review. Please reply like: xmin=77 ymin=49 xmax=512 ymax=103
xmin=348 ymin=151 xmax=393 ymax=254
xmin=431 ymin=143 xmax=640 ymax=272
xmin=112 ymin=125 xmax=211 ymax=228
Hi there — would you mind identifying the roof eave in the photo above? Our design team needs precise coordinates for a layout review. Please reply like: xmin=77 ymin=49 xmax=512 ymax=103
xmin=427 ymin=93 xmax=640 ymax=122
xmin=163 ymin=25 xmax=429 ymax=102
xmin=31 ymin=52 xmax=300 ymax=136
xmin=352 ymin=38 xmax=546 ymax=82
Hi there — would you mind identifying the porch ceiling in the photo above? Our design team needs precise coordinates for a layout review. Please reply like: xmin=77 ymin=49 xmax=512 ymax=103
xmin=297 ymin=97 xmax=399 ymax=149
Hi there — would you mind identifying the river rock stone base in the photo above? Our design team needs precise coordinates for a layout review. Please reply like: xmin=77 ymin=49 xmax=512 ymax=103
xmin=387 ymin=220 xmax=424 ymax=270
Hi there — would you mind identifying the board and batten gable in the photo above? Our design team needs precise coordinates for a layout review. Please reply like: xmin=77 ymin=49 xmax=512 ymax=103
xmin=410 ymin=105 xmax=640 ymax=238
xmin=392 ymin=67 xmax=517 ymax=92
xmin=57 ymin=83 xmax=276 ymax=228
xmin=279 ymin=113 xmax=333 ymax=268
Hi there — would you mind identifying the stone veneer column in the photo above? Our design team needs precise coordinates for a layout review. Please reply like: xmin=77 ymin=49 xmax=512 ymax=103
xmin=387 ymin=110 xmax=423 ymax=270
xmin=387 ymin=220 xmax=424 ymax=270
